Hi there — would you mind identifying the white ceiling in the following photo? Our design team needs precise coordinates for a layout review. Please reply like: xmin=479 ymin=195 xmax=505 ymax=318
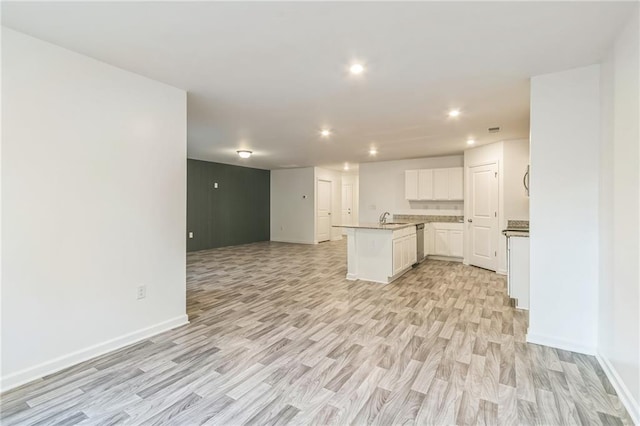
xmin=2 ymin=2 xmax=635 ymax=170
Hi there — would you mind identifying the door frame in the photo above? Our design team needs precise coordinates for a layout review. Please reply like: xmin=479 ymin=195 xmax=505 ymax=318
xmin=316 ymin=178 xmax=332 ymax=243
xmin=464 ymin=160 xmax=501 ymax=271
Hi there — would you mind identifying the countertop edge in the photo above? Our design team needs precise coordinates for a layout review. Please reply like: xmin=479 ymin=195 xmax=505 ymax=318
xmin=333 ymin=222 xmax=422 ymax=231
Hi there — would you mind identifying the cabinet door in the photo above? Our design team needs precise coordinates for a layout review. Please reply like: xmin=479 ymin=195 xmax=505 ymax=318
xmin=434 ymin=229 xmax=449 ymax=256
xmin=407 ymin=234 xmax=417 ymax=265
xmin=418 ymin=169 xmax=433 ymax=200
xmin=401 ymin=237 xmax=410 ymax=269
xmin=393 ymin=238 xmax=405 ymax=275
xmin=449 ymin=230 xmax=463 ymax=257
xmin=448 ymin=167 xmax=464 ymax=200
xmin=424 ymin=226 xmax=431 ymax=256
xmin=433 ymin=169 xmax=449 ymax=200
xmin=405 ymin=170 xmax=419 ymax=200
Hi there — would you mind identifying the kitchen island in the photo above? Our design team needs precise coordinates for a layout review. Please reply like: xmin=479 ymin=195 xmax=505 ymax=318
xmin=333 ymin=223 xmax=419 ymax=284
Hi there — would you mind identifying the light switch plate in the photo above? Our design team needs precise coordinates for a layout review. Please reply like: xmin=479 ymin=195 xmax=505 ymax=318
xmin=137 ymin=285 xmax=146 ymax=300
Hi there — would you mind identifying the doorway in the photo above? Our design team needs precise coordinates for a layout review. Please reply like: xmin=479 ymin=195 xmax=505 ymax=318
xmin=468 ymin=163 xmax=499 ymax=271
xmin=341 ymin=182 xmax=354 ymax=227
xmin=316 ymin=179 xmax=332 ymax=242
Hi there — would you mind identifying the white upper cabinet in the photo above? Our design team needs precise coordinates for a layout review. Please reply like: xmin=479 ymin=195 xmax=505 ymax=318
xmin=433 ymin=169 xmax=449 ymax=200
xmin=405 ymin=167 xmax=464 ymax=201
xmin=405 ymin=170 xmax=419 ymax=200
xmin=418 ymin=169 xmax=433 ymax=200
xmin=448 ymin=168 xmax=464 ymax=200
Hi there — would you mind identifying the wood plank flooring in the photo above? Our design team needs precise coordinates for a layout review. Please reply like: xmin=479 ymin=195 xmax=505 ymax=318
xmin=1 ymin=240 xmax=633 ymax=425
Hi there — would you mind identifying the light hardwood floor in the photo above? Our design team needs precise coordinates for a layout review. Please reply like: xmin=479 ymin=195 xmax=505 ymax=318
xmin=1 ymin=240 xmax=633 ymax=425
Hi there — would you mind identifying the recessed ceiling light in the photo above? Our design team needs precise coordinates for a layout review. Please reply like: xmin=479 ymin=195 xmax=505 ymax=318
xmin=237 ymin=150 xmax=252 ymax=158
xmin=320 ymin=129 xmax=332 ymax=137
xmin=466 ymin=139 xmax=475 ymax=145
xmin=344 ymin=163 xmax=350 ymax=171
xmin=369 ymin=148 xmax=377 ymax=155
xmin=349 ymin=63 xmax=365 ymax=75
xmin=448 ymin=109 xmax=461 ymax=118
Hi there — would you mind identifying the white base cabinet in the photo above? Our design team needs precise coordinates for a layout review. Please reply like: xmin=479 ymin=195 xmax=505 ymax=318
xmin=342 ymin=226 xmax=417 ymax=284
xmin=507 ymin=235 xmax=530 ymax=309
xmin=393 ymin=231 xmax=417 ymax=275
xmin=424 ymin=222 xmax=463 ymax=259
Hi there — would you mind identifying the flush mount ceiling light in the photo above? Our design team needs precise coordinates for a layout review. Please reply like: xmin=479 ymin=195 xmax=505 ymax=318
xmin=320 ymin=129 xmax=332 ymax=137
xmin=344 ymin=163 xmax=350 ymax=171
xmin=466 ymin=139 xmax=476 ymax=145
xmin=369 ymin=148 xmax=378 ymax=156
xmin=349 ymin=63 xmax=365 ymax=75
xmin=448 ymin=109 xmax=461 ymax=118
xmin=237 ymin=150 xmax=252 ymax=159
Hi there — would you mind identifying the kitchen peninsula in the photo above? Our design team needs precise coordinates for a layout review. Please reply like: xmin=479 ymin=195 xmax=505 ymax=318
xmin=334 ymin=222 xmax=419 ymax=284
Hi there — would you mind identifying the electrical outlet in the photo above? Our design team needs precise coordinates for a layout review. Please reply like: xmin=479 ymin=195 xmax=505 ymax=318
xmin=188 ymin=232 xmax=194 ymax=239
xmin=137 ymin=285 xmax=146 ymax=300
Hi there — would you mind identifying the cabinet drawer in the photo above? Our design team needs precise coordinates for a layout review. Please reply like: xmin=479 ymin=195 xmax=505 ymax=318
xmin=393 ymin=226 xmax=416 ymax=239
xmin=432 ymin=222 xmax=463 ymax=231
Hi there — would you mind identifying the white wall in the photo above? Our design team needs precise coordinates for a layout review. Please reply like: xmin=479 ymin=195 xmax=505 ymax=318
xmin=463 ymin=141 xmax=507 ymax=274
xmin=270 ymin=167 xmax=315 ymax=244
xmin=314 ymin=167 xmax=342 ymax=242
xmin=503 ymin=139 xmax=530 ymax=221
xmin=599 ymin=10 xmax=639 ymax=422
xmin=529 ymin=64 xmax=601 ymax=354
xmin=359 ymin=155 xmax=464 ymax=223
xmin=1 ymin=29 xmax=188 ymax=390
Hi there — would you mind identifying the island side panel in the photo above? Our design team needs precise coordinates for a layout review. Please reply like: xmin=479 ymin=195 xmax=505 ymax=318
xmin=345 ymin=228 xmax=358 ymax=280
xmin=353 ymin=228 xmax=394 ymax=284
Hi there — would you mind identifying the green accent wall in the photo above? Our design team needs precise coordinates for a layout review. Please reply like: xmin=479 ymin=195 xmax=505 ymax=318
xmin=187 ymin=159 xmax=270 ymax=252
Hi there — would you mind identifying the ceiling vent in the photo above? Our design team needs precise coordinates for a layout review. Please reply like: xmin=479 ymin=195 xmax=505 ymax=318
xmin=488 ymin=127 xmax=500 ymax=133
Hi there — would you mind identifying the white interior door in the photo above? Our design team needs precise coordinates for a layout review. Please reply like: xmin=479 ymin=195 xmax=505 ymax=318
xmin=468 ymin=163 xmax=498 ymax=270
xmin=317 ymin=179 xmax=332 ymax=242
xmin=341 ymin=183 xmax=353 ymax=227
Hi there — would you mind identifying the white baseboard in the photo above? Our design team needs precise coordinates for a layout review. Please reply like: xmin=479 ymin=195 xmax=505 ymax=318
xmin=0 ymin=314 xmax=189 ymax=393
xmin=496 ymin=268 xmax=507 ymax=276
xmin=427 ymin=255 xmax=463 ymax=263
xmin=526 ymin=333 xmax=596 ymax=355
xmin=596 ymin=353 xmax=640 ymax=425
xmin=270 ymin=238 xmax=315 ymax=245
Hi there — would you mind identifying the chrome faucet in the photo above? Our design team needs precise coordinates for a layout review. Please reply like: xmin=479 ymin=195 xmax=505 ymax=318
xmin=379 ymin=211 xmax=390 ymax=224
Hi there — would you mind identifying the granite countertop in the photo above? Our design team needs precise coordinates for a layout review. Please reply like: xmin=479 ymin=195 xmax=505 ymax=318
xmin=503 ymin=229 xmax=530 ymax=237
xmin=502 ymin=220 xmax=530 ymax=237
xmin=333 ymin=222 xmax=421 ymax=230
xmin=393 ymin=214 xmax=464 ymax=224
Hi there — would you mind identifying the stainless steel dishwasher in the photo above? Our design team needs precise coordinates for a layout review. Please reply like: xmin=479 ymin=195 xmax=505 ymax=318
xmin=415 ymin=223 xmax=425 ymax=263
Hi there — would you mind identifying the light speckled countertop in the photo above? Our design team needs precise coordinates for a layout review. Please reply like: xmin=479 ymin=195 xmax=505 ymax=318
xmin=333 ymin=222 xmax=421 ymax=230
xmin=503 ymin=220 xmax=530 ymax=237
xmin=393 ymin=214 xmax=464 ymax=223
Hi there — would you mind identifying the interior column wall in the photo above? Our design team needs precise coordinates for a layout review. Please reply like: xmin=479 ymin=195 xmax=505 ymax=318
xmin=598 ymin=9 xmax=640 ymax=423
xmin=528 ymin=64 xmax=601 ymax=354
